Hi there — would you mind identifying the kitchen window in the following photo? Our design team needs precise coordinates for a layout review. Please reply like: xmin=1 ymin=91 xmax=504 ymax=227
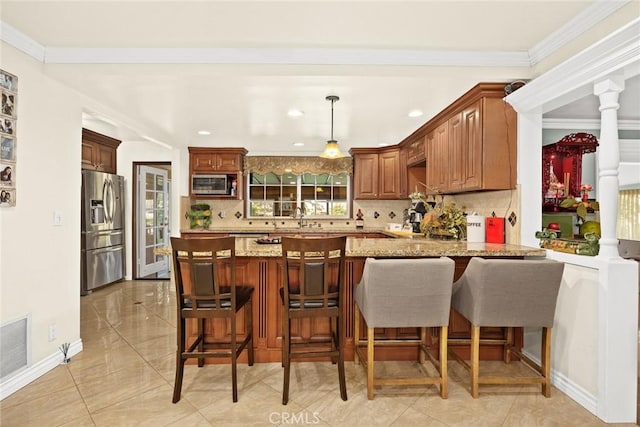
xmin=247 ymin=171 xmax=350 ymax=218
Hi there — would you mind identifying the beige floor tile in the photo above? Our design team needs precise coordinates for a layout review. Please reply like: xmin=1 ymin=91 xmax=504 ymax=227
xmin=0 ymin=385 xmax=91 ymax=427
xmin=198 ymin=381 xmax=304 ymax=426
xmin=0 ymin=365 xmax=76 ymax=408
xmin=68 ymin=342 xmax=148 ymax=385
xmin=76 ymin=364 xmax=168 ymax=412
xmin=164 ymin=411 xmax=213 ymax=426
xmin=90 ymin=384 xmax=197 ymax=427
xmin=3 ymin=279 xmax=632 ymax=427
xmin=390 ymin=406 xmax=448 ymax=427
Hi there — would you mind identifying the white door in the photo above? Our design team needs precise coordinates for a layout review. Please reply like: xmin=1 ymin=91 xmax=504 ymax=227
xmin=137 ymin=165 xmax=170 ymax=278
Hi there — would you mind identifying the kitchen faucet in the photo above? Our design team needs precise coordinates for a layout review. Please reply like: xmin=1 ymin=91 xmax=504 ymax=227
xmin=294 ymin=205 xmax=307 ymax=228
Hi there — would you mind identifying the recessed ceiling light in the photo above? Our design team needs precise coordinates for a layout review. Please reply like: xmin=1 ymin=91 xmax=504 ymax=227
xmin=197 ymin=130 xmax=211 ymax=135
xmin=378 ymin=142 xmax=389 ymax=147
xmin=408 ymin=110 xmax=423 ymax=118
xmin=287 ymin=109 xmax=304 ymax=117
xmin=293 ymin=142 xmax=304 ymax=147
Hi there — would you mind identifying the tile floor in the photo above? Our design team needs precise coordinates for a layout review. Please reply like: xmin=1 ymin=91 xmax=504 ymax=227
xmin=0 ymin=280 xmax=635 ymax=426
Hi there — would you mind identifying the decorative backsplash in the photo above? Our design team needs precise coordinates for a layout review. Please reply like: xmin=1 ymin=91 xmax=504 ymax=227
xmin=180 ymin=187 xmax=520 ymax=244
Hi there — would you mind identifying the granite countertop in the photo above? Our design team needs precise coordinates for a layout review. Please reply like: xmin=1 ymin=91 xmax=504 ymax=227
xmin=233 ymin=236 xmax=545 ymax=258
xmin=180 ymin=226 xmax=385 ymax=234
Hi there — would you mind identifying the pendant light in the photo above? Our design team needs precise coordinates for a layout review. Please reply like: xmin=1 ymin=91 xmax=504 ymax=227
xmin=319 ymin=95 xmax=346 ymax=159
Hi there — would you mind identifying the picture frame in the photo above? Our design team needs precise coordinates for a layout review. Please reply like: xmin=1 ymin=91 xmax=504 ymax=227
xmin=1 ymin=90 xmax=16 ymax=118
xmin=0 ymin=161 xmax=15 ymax=187
xmin=0 ymin=187 xmax=15 ymax=206
xmin=1 ymin=117 xmax=15 ymax=135
xmin=1 ymin=136 xmax=15 ymax=161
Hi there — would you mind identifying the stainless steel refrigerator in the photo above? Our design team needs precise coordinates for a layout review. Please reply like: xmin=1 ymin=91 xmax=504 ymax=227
xmin=81 ymin=170 xmax=125 ymax=295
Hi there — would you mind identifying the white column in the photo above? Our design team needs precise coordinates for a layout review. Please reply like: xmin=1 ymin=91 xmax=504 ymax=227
xmin=593 ymin=76 xmax=624 ymax=259
xmin=516 ymin=109 xmax=543 ymax=247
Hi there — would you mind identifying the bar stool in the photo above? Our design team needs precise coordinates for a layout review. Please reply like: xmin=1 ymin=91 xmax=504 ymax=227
xmin=354 ymin=257 xmax=455 ymax=399
xmin=280 ymin=235 xmax=348 ymax=405
xmin=449 ymin=257 xmax=564 ymax=398
xmin=170 ymin=236 xmax=254 ymax=403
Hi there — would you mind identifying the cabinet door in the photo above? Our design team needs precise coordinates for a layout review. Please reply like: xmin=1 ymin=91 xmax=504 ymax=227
xmin=215 ymin=153 xmax=241 ymax=171
xmin=462 ymin=102 xmax=482 ymax=190
xmin=448 ymin=112 xmax=464 ymax=191
xmin=378 ymin=149 xmax=401 ymax=199
xmin=96 ymin=143 xmax=117 ymax=173
xmin=426 ymin=123 xmax=449 ymax=193
xmin=191 ymin=153 xmax=216 ymax=172
xmin=81 ymin=141 xmax=97 ymax=170
xmin=353 ymin=153 xmax=379 ymax=199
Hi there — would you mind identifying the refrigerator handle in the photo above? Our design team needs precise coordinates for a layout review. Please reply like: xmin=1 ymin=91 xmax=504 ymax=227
xmin=104 ymin=178 xmax=112 ymax=224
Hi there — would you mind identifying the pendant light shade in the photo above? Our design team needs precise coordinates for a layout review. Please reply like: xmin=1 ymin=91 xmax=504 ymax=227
xmin=319 ymin=95 xmax=346 ymax=159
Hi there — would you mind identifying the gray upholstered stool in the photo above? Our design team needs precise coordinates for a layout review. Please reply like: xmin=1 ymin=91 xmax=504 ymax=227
xmin=354 ymin=257 xmax=455 ymax=399
xmin=450 ymin=257 xmax=565 ymax=398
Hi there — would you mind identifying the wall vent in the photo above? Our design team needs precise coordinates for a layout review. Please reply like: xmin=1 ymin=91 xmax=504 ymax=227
xmin=1 ymin=315 xmax=29 ymax=380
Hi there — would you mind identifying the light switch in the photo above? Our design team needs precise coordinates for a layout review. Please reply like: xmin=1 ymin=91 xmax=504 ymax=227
xmin=53 ymin=210 xmax=63 ymax=226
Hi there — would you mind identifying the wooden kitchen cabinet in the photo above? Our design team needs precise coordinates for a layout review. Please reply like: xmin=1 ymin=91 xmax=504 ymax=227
xmin=406 ymin=83 xmax=517 ymax=195
xmin=190 ymin=149 xmax=243 ymax=172
xmin=405 ymin=135 xmax=426 ymax=166
xmin=425 ymin=122 xmax=449 ymax=193
xmin=81 ymin=128 xmax=121 ymax=174
xmin=350 ymin=147 xmax=403 ymax=199
xmin=188 ymin=147 xmax=247 ymax=199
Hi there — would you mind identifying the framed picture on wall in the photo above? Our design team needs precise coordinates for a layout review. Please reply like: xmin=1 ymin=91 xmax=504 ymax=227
xmin=0 ymin=187 xmax=15 ymax=206
xmin=1 ymin=136 xmax=14 ymax=161
xmin=0 ymin=161 xmax=15 ymax=187
xmin=0 ymin=69 xmax=17 ymax=208
xmin=1 ymin=91 xmax=16 ymax=118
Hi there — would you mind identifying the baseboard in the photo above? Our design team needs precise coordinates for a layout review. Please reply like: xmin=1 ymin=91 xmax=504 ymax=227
xmin=522 ymin=349 xmax=598 ymax=416
xmin=0 ymin=339 xmax=83 ymax=401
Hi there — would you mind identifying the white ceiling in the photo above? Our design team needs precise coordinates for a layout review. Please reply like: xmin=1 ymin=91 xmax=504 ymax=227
xmin=1 ymin=1 xmax=638 ymax=154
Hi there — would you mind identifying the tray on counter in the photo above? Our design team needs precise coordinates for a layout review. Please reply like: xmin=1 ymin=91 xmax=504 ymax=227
xmin=255 ymin=236 xmax=282 ymax=244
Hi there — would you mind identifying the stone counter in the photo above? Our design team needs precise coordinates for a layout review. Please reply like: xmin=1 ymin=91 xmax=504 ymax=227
xmin=181 ymin=235 xmax=546 ymax=258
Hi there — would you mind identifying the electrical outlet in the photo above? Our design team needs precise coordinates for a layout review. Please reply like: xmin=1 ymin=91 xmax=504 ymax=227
xmin=48 ymin=323 xmax=56 ymax=342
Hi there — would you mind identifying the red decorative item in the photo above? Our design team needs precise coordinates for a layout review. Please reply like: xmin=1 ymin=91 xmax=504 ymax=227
xmin=542 ymin=133 xmax=598 ymax=200
xmin=486 ymin=217 xmax=505 ymax=244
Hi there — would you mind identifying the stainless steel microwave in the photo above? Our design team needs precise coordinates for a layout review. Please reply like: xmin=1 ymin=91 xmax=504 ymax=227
xmin=191 ymin=174 xmax=228 ymax=195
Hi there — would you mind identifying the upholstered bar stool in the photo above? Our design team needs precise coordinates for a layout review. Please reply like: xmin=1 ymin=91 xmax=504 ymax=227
xmin=354 ymin=257 xmax=455 ymax=400
xmin=170 ymin=236 xmax=254 ymax=403
xmin=450 ymin=257 xmax=564 ymax=398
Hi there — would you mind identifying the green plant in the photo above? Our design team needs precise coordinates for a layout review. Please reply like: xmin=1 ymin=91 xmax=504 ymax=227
xmin=423 ymin=202 xmax=466 ymax=239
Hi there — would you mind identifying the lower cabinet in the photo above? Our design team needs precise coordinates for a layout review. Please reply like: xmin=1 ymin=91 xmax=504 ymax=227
xmin=181 ymin=255 xmax=522 ymax=363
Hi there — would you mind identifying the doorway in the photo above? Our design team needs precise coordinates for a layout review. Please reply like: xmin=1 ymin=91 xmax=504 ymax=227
xmin=133 ymin=162 xmax=171 ymax=279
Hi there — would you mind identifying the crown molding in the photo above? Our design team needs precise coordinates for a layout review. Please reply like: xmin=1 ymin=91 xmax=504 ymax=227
xmin=0 ymin=21 xmax=45 ymax=62
xmin=42 ymin=47 xmax=531 ymax=67
xmin=542 ymin=118 xmax=640 ymax=131
xmin=528 ymin=0 xmax=631 ymax=66
xmin=506 ymin=18 xmax=640 ymax=114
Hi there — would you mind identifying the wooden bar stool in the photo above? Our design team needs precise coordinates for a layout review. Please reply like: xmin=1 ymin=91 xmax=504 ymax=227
xmin=280 ymin=235 xmax=348 ymax=405
xmin=170 ymin=236 xmax=254 ymax=403
xmin=354 ymin=257 xmax=455 ymax=399
xmin=449 ymin=257 xmax=564 ymax=398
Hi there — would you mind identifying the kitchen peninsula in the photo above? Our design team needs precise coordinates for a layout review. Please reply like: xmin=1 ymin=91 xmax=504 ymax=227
xmin=178 ymin=232 xmax=545 ymax=363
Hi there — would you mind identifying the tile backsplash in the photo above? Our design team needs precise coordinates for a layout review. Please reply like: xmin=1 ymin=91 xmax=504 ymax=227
xmin=181 ymin=187 xmax=520 ymax=244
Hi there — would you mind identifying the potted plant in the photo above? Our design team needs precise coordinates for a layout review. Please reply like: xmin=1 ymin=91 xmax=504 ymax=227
xmin=422 ymin=202 xmax=466 ymax=240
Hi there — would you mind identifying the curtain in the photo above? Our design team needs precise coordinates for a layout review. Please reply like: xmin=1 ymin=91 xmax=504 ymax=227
xmin=244 ymin=156 xmax=352 ymax=175
xmin=618 ymin=189 xmax=640 ymax=240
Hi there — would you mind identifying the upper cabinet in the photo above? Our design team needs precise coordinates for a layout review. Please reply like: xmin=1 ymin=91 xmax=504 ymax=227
xmin=405 ymin=136 xmax=426 ymax=166
xmin=350 ymin=147 xmax=404 ymax=199
xmin=188 ymin=147 xmax=247 ymax=199
xmin=416 ymin=83 xmax=516 ymax=194
xmin=81 ymin=128 xmax=121 ymax=174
